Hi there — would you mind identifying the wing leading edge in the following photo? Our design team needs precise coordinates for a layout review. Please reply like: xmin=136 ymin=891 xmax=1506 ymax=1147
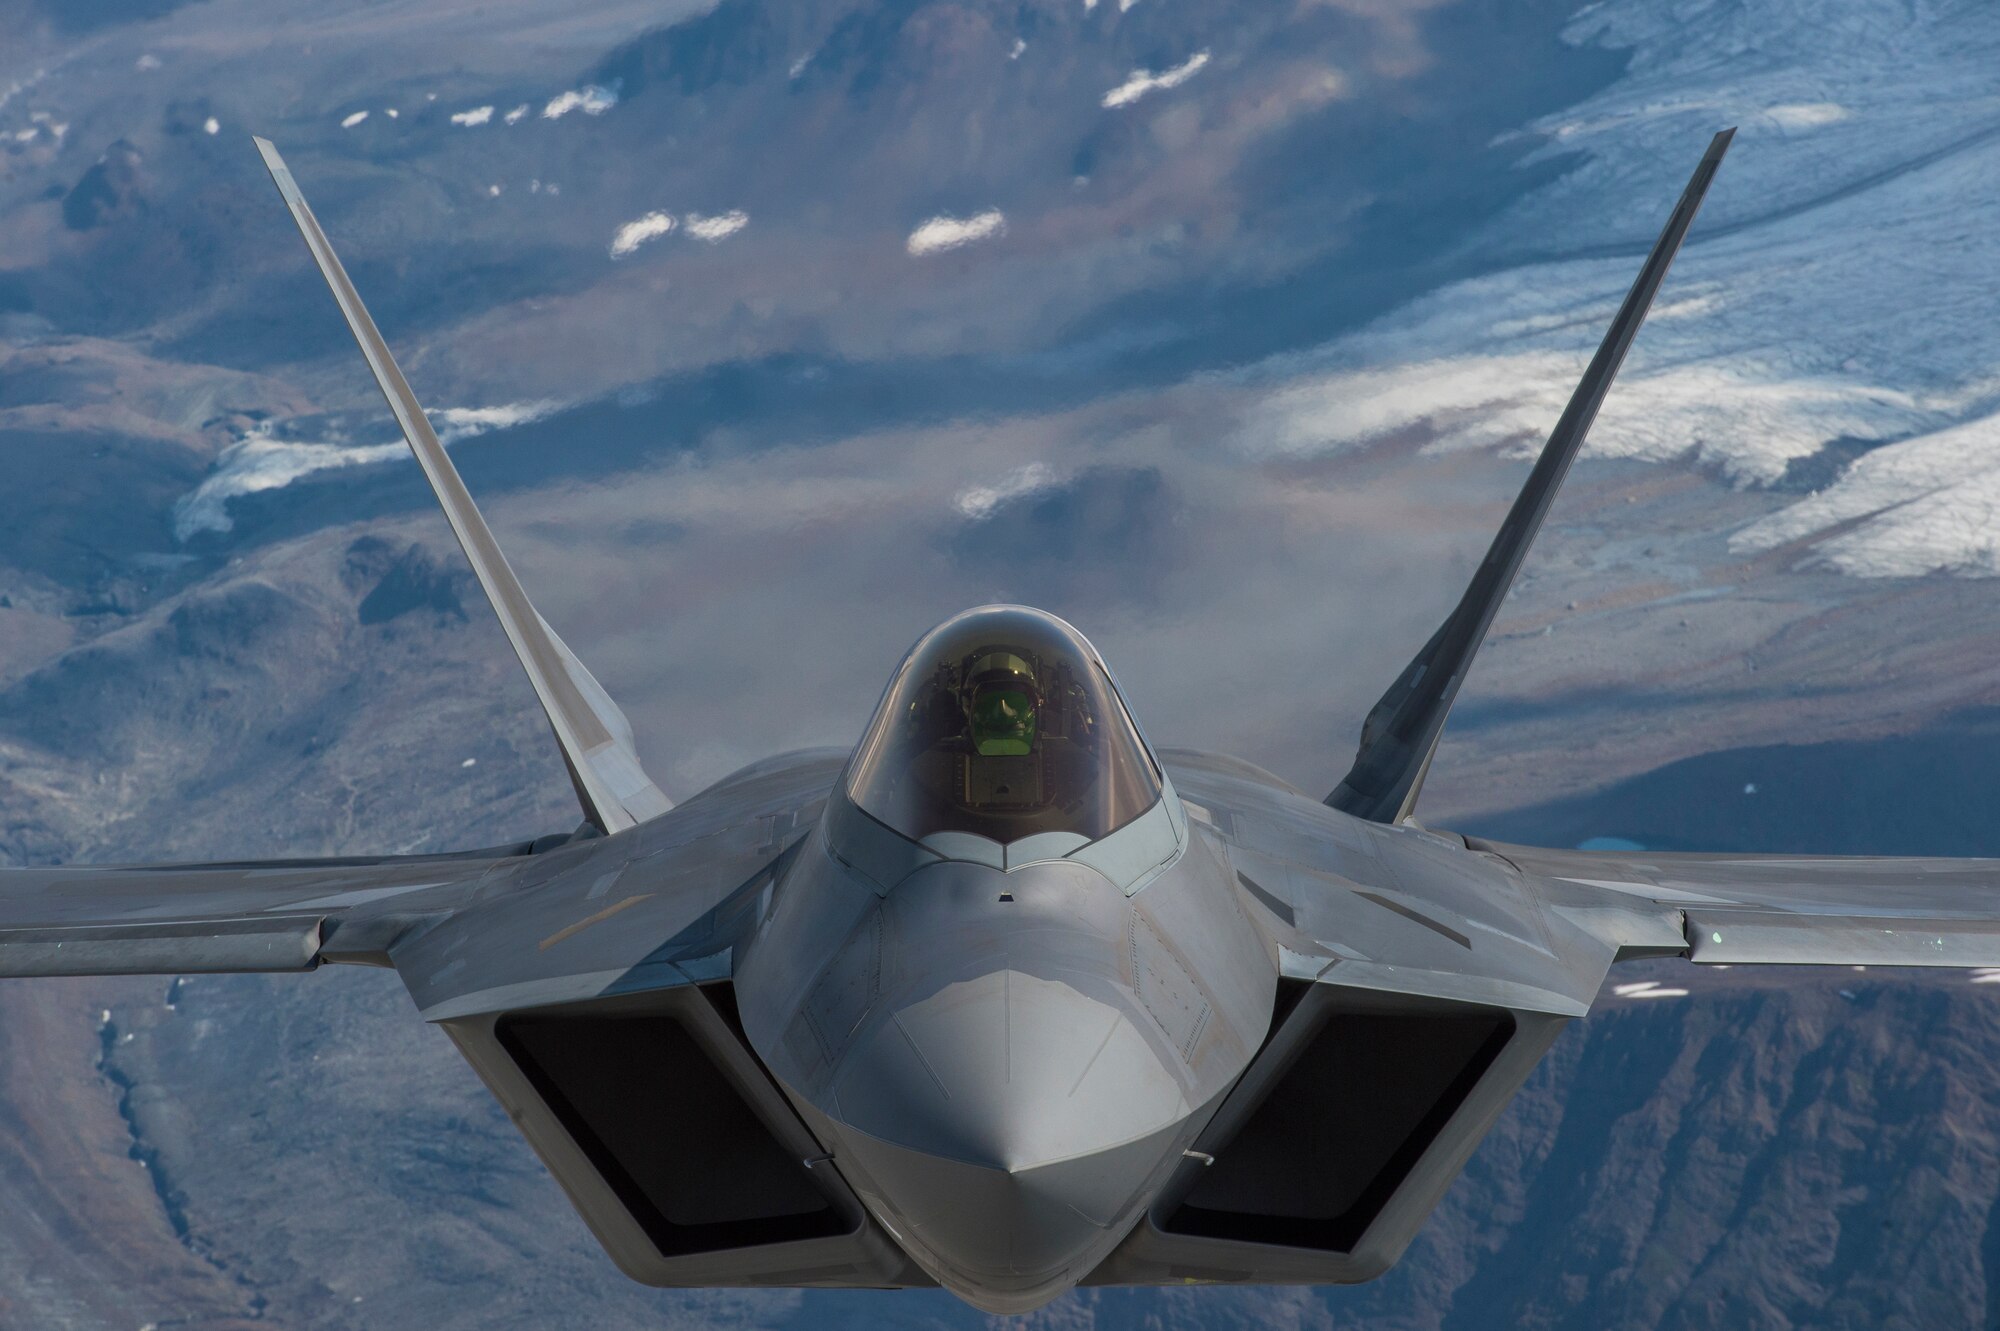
xmin=1328 ymin=129 xmax=1735 ymax=824
xmin=0 ymin=748 xmax=848 ymax=985
xmin=253 ymin=137 xmax=670 ymax=837
xmin=1487 ymin=839 xmax=2000 ymax=967
xmin=0 ymin=848 xmax=514 ymax=976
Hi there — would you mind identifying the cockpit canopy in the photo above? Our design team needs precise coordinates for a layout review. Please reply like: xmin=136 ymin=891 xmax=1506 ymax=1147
xmin=847 ymin=607 xmax=1162 ymax=850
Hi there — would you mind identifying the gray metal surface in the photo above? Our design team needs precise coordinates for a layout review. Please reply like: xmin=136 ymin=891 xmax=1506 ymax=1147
xmin=1169 ymin=750 xmax=1622 ymax=1017
xmin=733 ymin=767 xmax=1275 ymax=1312
xmin=0 ymin=850 xmax=510 ymax=974
xmin=1487 ymin=840 xmax=2000 ymax=966
xmin=396 ymin=748 xmax=843 ymax=1020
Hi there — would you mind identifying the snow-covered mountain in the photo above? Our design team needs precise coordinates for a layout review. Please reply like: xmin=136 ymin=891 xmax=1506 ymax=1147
xmin=1250 ymin=0 xmax=2000 ymax=579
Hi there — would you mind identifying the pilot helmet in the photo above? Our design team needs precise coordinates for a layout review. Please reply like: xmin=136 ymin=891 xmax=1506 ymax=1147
xmin=961 ymin=651 xmax=1040 ymax=757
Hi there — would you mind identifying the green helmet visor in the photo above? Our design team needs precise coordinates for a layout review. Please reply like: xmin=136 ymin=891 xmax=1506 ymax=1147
xmin=970 ymin=687 xmax=1037 ymax=756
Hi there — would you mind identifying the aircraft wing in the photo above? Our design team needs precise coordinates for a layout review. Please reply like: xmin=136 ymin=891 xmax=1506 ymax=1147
xmin=0 ymin=748 xmax=849 ymax=986
xmin=1162 ymin=750 xmax=1616 ymax=1017
xmin=1483 ymin=839 xmax=2000 ymax=967
xmin=0 ymin=848 xmax=512 ymax=977
xmin=393 ymin=748 xmax=847 ymax=1020
xmin=1097 ymin=752 xmax=1593 ymax=1289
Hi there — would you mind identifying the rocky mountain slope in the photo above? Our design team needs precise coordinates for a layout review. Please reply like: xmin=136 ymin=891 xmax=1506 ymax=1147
xmin=12 ymin=543 xmax=2000 ymax=1331
xmin=7 ymin=0 xmax=2000 ymax=1326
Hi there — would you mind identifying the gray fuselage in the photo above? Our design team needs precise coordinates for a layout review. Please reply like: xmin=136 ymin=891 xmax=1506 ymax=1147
xmin=377 ymin=606 xmax=1617 ymax=1312
xmin=734 ymin=787 xmax=1275 ymax=1311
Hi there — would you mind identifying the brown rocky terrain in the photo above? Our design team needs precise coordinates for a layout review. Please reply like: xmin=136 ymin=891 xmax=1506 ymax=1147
xmin=6 ymin=0 xmax=2000 ymax=1326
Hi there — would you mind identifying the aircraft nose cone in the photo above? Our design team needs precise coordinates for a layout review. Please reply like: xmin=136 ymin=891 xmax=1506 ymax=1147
xmin=822 ymin=968 xmax=1194 ymax=1311
xmin=837 ymin=967 xmax=1189 ymax=1168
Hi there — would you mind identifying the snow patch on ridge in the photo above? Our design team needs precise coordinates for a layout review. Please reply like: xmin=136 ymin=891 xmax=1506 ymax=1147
xmin=685 ymin=211 xmax=748 ymax=242
xmin=1764 ymin=101 xmax=1849 ymax=130
xmin=955 ymin=463 xmax=1056 ymax=518
xmin=610 ymin=211 xmax=675 ymax=257
xmin=175 ymin=403 xmax=561 ymax=539
xmin=544 ymin=85 xmax=618 ymax=119
xmin=907 ymin=210 xmax=1005 ymax=256
xmin=1235 ymin=0 xmax=2000 ymax=577
xmin=1246 ymin=347 xmax=1926 ymax=488
xmin=1732 ymin=411 xmax=2000 ymax=577
xmin=1103 ymin=52 xmax=1209 ymax=109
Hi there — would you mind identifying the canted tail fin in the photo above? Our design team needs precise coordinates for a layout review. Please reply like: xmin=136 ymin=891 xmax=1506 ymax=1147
xmin=1327 ymin=129 xmax=1735 ymax=824
xmin=254 ymin=137 xmax=671 ymax=835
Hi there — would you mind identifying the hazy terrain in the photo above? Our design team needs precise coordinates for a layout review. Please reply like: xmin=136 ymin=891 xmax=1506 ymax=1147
xmin=5 ymin=0 xmax=2000 ymax=1326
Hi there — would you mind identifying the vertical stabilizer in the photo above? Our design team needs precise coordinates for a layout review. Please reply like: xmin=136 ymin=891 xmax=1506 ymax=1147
xmin=1327 ymin=129 xmax=1735 ymax=823
xmin=254 ymin=137 xmax=671 ymax=835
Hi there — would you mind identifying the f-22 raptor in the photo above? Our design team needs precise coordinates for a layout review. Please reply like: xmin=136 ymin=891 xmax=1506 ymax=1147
xmin=3 ymin=130 xmax=1991 ymax=1314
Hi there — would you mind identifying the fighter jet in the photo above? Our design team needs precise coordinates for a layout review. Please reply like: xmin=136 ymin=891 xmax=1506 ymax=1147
xmin=3 ymin=129 xmax=1993 ymax=1314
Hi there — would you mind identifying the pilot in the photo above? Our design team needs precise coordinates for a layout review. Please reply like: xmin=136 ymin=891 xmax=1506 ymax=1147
xmin=961 ymin=652 xmax=1040 ymax=757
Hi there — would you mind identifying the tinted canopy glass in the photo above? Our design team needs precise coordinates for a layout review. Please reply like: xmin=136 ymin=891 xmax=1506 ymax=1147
xmin=847 ymin=607 xmax=1162 ymax=848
